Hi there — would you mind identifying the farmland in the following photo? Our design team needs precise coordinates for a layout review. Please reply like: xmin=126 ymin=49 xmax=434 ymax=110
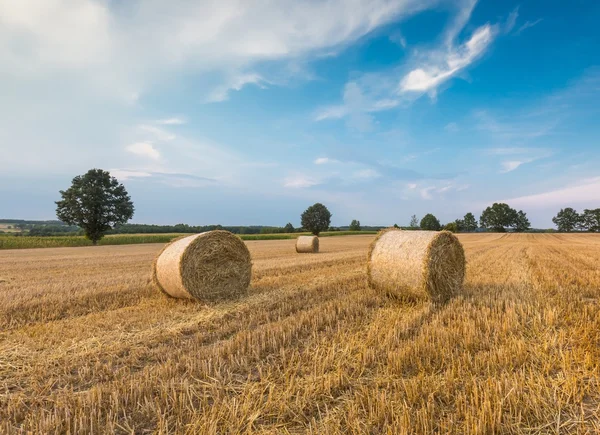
xmin=1 ymin=233 xmax=599 ymax=433
xmin=0 ymin=231 xmax=377 ymax=250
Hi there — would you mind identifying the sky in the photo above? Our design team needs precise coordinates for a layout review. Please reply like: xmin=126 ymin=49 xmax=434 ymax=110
xmin=1 ymin=0 xmax=599 ymax=228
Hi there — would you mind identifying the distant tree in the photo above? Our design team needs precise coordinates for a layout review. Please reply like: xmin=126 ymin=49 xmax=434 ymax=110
xmin=349 ymin=219 xmax=361 ymax=231
xmin=284 ymin=222 xmax=295 ymax=233
xmin=514 ymin=210 xmax=531 ymax=232
xmin=301 ymin=203 xmax=332 ymax=236
xmin=56 ymin=169 xmax=134 ymax=245
xmin=552 ymin=208 xmax=581 ymax=232
xmin=393 ymin=223 xmax=400 ymax=229
xmin=443 ymin=222 xmax=458 ymax=233
xmin=581 ymin=208 xmax=600 ymax=232
xmin=462 ymin=212 xmax=478 ymax=232
xmin=480 ymin=203 xmax=518 ymax=232
xmin=409 ymin=215 xmax=419 ymax=228
xmin=420 ymin=213 xmax=441 ymax=231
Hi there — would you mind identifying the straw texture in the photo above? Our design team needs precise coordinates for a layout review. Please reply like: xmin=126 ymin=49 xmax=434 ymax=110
xmin=367 ymin=229 xmax=465 ymax=303
xmin=153 ymin=230 xmax=252 ymax=302
xmin=296 ymin=235 xmax=319 ymax=253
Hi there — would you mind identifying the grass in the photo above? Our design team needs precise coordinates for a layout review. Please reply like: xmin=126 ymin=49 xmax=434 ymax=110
xmin=0 ymin=231 xmax=377 ymax=250
xmin=0 ymin=233 xmax=599 ymax=433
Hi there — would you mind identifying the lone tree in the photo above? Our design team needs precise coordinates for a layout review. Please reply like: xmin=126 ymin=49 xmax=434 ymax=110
xmin=514 ymin=210 xmax=531 ymax=232
xmin=462 ymin=212 xmax=478 ymax=232
xmin=552 ymin=208 xmax=581 ymax=232
xmin=480 ymin=203 xmax=518 ymax=232
xmin=409 ymin=214 xmax=419 ymax=228
xmin=300 ymin=203 xmax=332 ymax=236
xmin=56 ymin=169 xmax=134 ymax=245
xmin=581 ymin=208 xmax=600 ymax=232
xmin=420 ymin=213 xmax=441 ymax=231
xmin=349 ymin=219 xmax=361 ymax=231
xmin=284 ymin=222 xmax=295 ymax=233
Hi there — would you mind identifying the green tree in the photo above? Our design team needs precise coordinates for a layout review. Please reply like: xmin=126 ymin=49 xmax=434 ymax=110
xmin=393 ymin=223 xmax=400 ymax=229
xmin=300 ymin=203 xmax=332 ymax=236
xmin=480 ymin=203 xmax=518 ymax=232
xmin=420 ymin=213 xmax=441 ymax=231
xmin=514 ymin=210 xmax=531 ymax=232
xmin=462 ymin=212 xmax=478 ymax=232
xmin=284 ymin=222 xmax=295 ymax=233
xmin=581 ymin=208 xmax=600 ymax=232
xmin=552 ymin=208 xmax=581 ymax=232
xmin=443 ymin=222 xmax=458 ymax=233
xmin=409 ymin=215 xmax=419 ymax=228
xmin=349 ymin=219 xmax=361 ymax=231
xmin=56 ymin=169 xmax=134 ymax=245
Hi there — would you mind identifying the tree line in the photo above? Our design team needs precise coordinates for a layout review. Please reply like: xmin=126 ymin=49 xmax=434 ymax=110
xmin=5 ymin=169 xmax=599 ymax=243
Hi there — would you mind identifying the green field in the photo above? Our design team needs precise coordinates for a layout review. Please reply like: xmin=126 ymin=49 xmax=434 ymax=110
xmin=0 ymin=231 xmax=377 ymax=250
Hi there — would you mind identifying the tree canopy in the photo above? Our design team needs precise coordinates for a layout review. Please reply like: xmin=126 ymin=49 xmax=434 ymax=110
xmin=300 ymin=203 xmax=332 ymax=236
xmin=420 ymin=213 xmax=441 ymax=231
xmin=349 ymin=219 xmax=361 ymax=231
xmin=462 ymin=212 xmax=478 ymax=232
xmin=480 ymin=203 xmax=518 ymax=232
xmin=56 ymin=169 xmax=134 ymax=244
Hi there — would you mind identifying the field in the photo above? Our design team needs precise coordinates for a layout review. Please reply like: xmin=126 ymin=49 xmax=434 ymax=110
xmin=0 ymin=231 xmax=377 ymax=250
xmin=1 ymin=233 xmax=599 ymax=433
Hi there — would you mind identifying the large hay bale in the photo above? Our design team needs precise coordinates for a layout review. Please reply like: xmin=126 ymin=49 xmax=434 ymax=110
xmin=296 ymin=235 xmax=319 ymax=253
xmin=367 ymin=229 xmax=465 ymax=303
xmin=153 ymin=230 xmax=252 ymax=302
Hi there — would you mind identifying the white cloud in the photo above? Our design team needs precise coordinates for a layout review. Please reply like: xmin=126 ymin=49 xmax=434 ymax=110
xmin=516 ymin=18 xmax=543 ymax=35
xmin=501 ymin=177 xmax=600 ymax=209
xmin=138 ymin=124 xmax=176 ymax=142
xmin=314 ymin=157 xmax=339 ymax=165
xmin=109 ymin=169 xmax=152 ymax=180
xmin=315 ymin=81 xmax=399 ymax=124
xmin=0 ymin=0 xmax=438 ymax=101
xmin=156 ymin=117 xmax=186 ymax=125
xmin=316 ymin=1 xmax=501 ymax=124
xmin=352 ymin=169 xmax=381 ymax=179
xmin=125 ymin=142 xmax=160 ymax=160
xmin=399 ymin=24 xmax=495 ymax=93
xmin=500 ymin=160 xmax=526 ymax=173
xmin=283 ymin=175 xmax=320 ymax=189
xmin=206 ymin=73 xmax=267 ymax=103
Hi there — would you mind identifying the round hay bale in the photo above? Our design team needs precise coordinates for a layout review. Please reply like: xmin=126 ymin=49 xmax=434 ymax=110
xmin=367 ymin=229 xmax=465 ymax=303
xmin=296 ymin=235 xmax=319 ymax=253
xmin=153 ymin=230 xmax=252 ymax=302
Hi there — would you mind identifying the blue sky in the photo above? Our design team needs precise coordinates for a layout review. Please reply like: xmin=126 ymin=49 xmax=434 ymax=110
xmin=1 ymin=0 xmax=599 ymax=228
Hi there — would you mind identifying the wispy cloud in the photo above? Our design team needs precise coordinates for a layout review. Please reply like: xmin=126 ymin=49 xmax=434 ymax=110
xmin=206 ymin=73 xmax=267 ymax=103
xmin=316 ymin=1 xmax=501 ymax=125
xmin=501 ymin=177 xmax=600 ymax=209
xmin=125 ymin=142 xmax=160 ymax=160
xmin=156 ymin=117 xmax=186 ymax=125
xmin=485 ymin=147 xmax=553 ymax=173
xmin=283 ymin=175 xmax=320 ymax=189
xmin=314 ymin=157 xmax=339 ymax=165
xmin=399 ymin=24 xmax=495 ymax=94
xmin=516 ymin=18 xmax=543 ymax=35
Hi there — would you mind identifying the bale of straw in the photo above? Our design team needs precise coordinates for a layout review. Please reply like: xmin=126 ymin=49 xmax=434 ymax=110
xmin=153 ymin=230 xmax=252 ymax=302
xmin=296 ymin=235 xmax=319 ymax=253
xmin=367 ymin=229 xmax=465 ymax=303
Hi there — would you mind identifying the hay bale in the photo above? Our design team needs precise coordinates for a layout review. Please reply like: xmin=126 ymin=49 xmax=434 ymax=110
xmin=367 ymin=229 xmax=465 ymax=303
xmin=296 ymin=235 xmax=319 ymax=253
xmin=153 ymin=230 xmax=252 ymax=302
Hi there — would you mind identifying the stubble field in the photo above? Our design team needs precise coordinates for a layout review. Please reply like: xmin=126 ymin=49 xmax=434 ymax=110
xmin=0 ymin=233 xmax=599 ymax=434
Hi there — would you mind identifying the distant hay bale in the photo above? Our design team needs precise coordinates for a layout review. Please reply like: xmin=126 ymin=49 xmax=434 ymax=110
xmin=367 ymin=229 xmax=465 ymax=303
xmin=296 ymin=235 xmax=319 ymax=253
xmin=153 ymin=230 xmax=252 ymax=302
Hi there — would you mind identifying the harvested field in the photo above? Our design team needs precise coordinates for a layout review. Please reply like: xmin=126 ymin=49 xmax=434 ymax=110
xmin=0 ymin=234 xmax=599 ymax=433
